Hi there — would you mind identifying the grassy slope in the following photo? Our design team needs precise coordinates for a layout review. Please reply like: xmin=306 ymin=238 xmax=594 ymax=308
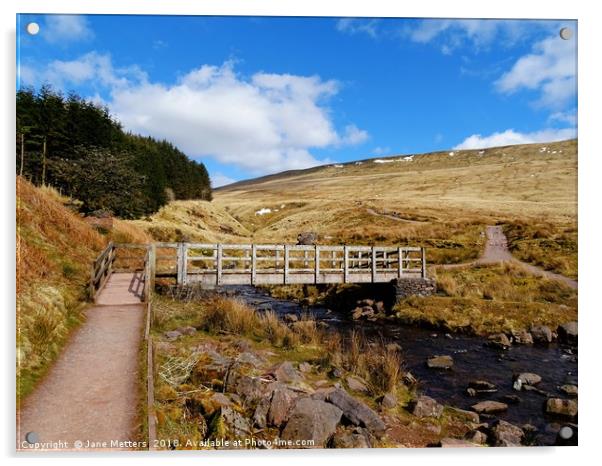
xmin=16 ymin=177 xmax=151 ymax=398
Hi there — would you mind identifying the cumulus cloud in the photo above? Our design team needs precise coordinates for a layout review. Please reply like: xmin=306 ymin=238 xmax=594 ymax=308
xmin=454 ymin=127 xmax=576 ymax=150
xmin=495 ymin=34 xmax=576 ymax=109
xmin=21 ymin=51 xmax=147 ymax=91
xmin=21 ymin=55 xmax=368 ymax=175
xmin=43 ymin=15 xmax=93 ymax=43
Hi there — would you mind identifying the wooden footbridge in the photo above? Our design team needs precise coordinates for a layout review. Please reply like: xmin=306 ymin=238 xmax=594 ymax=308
xmin=90 ymin=242 xmax=427 ymax=300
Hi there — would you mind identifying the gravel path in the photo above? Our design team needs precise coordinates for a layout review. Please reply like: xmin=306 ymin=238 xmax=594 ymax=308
xmin=439 ymin=226 xmax=577 ymax=289
xmin=17 ymin=273 xmax=145 ymax=451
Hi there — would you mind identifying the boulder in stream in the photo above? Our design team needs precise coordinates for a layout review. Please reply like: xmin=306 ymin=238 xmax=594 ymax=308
xmin=530 ymin=325 xmax=553 ymax=344
xmin=471 ymin=400 xmax=508 ymax=414
xmin=426 ymin=355 xmax=454 ymax=370
xmin=546 ymin=398 xmax=578 ymax=418
xmin=557 ymin=321 xmax=578 ymax=345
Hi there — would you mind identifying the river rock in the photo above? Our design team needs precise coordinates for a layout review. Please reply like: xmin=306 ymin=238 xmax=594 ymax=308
xmin=284 ymin=314 xmax=299 ymax=323
xmin=511 ymin=329 xmax=534 ymax=345
xmin=374 ymin=301 xmax=385 ymax=313
xmin=281 ymin=398 xmax=342 ymax=448
xmin=468 ymin=380 xmax=497 ymax=391
xmin=516 ymin=372 xmax=542 ymax=386
xmin=226 ymin=373 xmax=267 ymax=404
xmin=325 ymin=388 xmax=386 ymax=435
xmin=447 ymin=406 xmax=480 ymax=424
xmin=299 ymin=362 xmax=312 ymax=373
xmin=330 ymin=426 xmax=371 ymax=448
xmin=465 ymin=430 xmax=488 ymax=444
xmin=489 ymin=419 xmax=524 ymax=446
xmin=487 ymin=333 xmax=511 ymax=349
xmin=530 ymin=325 xmax=553 ymax=344
xmin=346 ymin=375 xmax=369 ymax=393
xmin=380 ymin=392 xmax=397 ymax=409
xmin=176 ymin=325 xmax=197 ymax=336
xmin=268 ymin=386 xmax=298 ymax=427
xmin=219 ymin=406 xmax=252 ymax=437
xmin=438 ymin=438 xmax=479 ymax=448
xmin=408 ymin=395 xmax=444 ymax=419
xmin=267 ymin=361 xmax=302 ymax=383
xmin=164 ymin=330 xmax=182 ymax=341
xmin=546 ymin=398 xmax=578 ymax=417
xmin=502 ymin=394 xmax=521 ymax=404
xmin=386 ymin=342 xmax=402 ymax=352
xmin=471 ymin=400 xmax=508 ymax=414
xmin=426 ymin=355 xmax=454 ymax=370
xmin=559 ymin=384 xmax=578 ymax=396
xmin=557 ymin=321 xmax=578 ymax=345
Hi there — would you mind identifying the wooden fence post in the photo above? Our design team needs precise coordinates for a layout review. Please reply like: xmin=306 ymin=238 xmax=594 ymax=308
xmin=284 ymin=245 xmax=289 ymax=284
xmin=398 ymin=247 xmax=403 ymax=278
xmin=371 ymin=247 xmax=377 ymax=282
xmin=314 ymin=245 xmax=320 ymax=284
xmin=421 ymin=247 xmax=427 ymax=279
xmin=149 ymin=243 xmax=156 ymax=292
xmin=216 ymin=244 xmax=223 ymax=286
xmin=343 ymin=246 xmax=349 ymax=283
xmin=251 ymin=244 xmax=257 ymax=285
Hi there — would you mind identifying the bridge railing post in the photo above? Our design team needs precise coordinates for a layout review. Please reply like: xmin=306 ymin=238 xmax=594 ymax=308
xmin=216 ymin=244 xmax=223 ymax=286
xmin=371 ymin=247 xmax=377 ymax=282
xmin=421 ymin=247 xmax=427 ymax=278
xmin=251 ymin=244 xmax=257 ymax=285
xmin=343 ymin=246 xmax=349 ymax=283
xmin=398 ymin=247 xmax=403 ymax=278
xmin=284 ymin=245 xmax=289 ymax=284
xmin=314 ymin=245 xmax=320 ymax=284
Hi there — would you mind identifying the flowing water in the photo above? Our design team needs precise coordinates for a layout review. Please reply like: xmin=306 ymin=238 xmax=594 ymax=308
xmin=222 ymin=285 xmax=578 ymax=446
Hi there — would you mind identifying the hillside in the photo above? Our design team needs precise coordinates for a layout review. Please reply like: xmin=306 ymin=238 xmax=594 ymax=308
xmin=135 ymin=139 xmax=576 ymax=277
xmin=16 ymin=177 xmax=150 ymax=398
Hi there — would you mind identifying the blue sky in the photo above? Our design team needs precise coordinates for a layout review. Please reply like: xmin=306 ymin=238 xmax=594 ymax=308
xmin=17 ymin=15 xmax=577 ymax=186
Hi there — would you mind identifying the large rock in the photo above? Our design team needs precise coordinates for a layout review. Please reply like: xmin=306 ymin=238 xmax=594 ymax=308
xmin=330 ymin=426 xmax=371 ymax=448
xmin=487 ymin=333 xmax=511 ymax=349
xmin=325 ymin=388 xmax=386 ymax=435
xmin=266 ymin=361 xmax=302 ymax=383
xmin=408 ymin=395 xmax=444 ymax=419
xmin=219 ymin=406 xmax=252 ymax=438
xmin=281 ymin=398 xmax=342 ymax=448
xmin=268 ymin=386 xmax=298 ymax=427
xmin=225 ymin=372 xmax=268 ymax=404
xmin=164 ymin=330 xmax=182 ymax=341
xmin=438 ymin=438 xmax=480 ymax=448
xmin=559 ymin=384 xmax=578 ymax=396
xmin=530 ymin=325 xmax=553 ymax=344
xmin=471 ymin=400 xmax=508 ymax=414
xmin=447 ymin=406 xmax=480 ymax=424
xmin=380 ymin=392 xmax=397 ymax=409
xmin=297 ymin=232 xmax=318 ymax=245
xmin=426 ymin=355 xmax=454 ymax=370
xmin=346 ymin=375 xmax=369 ymax=393
xmin=516 ymin=372 xmax=542 ymax=386
xmin=511 ymin=329 xmax=534 ymax=345
xmin=557 ymin=321 xmax=578 ymax=345
xmin=468 ymin=380 xmax=497 ymax=391
xmin=546 ymin=398 xmax=578 ymax=418
xmin=176 ymin=326 xmax=197 ymax=336
xmin=489 ymin=419 xmax=524 ymax=446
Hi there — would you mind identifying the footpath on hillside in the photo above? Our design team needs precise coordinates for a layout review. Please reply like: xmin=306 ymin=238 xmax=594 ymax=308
xmin=17 ymin=273 xmax=145 ymax=451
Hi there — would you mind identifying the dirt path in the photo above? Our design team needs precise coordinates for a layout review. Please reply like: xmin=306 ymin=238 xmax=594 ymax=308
xmin=438 ymin=226 xmax=577 ymax=289
xmin=17 ymin=273 xmax=145 ymax=451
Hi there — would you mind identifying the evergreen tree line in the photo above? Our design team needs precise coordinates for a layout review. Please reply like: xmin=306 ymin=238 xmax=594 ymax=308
xmin=16 ymin=86 xmax=212 ymax=218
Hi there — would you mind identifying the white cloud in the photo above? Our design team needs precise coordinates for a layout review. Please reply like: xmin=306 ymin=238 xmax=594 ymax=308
xmin=23 ymin=56 xmax=367 ymax=175
xmin=336 ymin=19 xmax=379 ymax=38
xmin=405 ymin=19 xmax=543 ymax=53
xmin=211 ymin=173 xmax=237 ymax=188
xmin=549 ymin=110 xmax=577 ymax=126
xmin=495 ymin=34 xmax=576 ymax=109
xmin=454 ymin=127 xmax=576 ymax=150
xmin=21 ymin=52 xmax=147 ymax=90
xmin=43 ymin=15 xmax=93 ymax=43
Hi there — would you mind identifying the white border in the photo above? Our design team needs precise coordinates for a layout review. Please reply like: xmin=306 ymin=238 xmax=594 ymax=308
xmin=3 ymin=1 xmax=601 ymax=465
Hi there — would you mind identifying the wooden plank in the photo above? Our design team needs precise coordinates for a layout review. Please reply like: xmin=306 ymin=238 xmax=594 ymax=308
xmin=371 ymin=247 xmax=377 ymax=282
xmin=284 ymin=245 xmax=289 ymax=284
xmin=216 ymin=244 xmax=223 ymax=285
xmin=251 ymin=244 xmax=257 ymax=285
xmin=343 ymin=245 xmax=349 ymax=283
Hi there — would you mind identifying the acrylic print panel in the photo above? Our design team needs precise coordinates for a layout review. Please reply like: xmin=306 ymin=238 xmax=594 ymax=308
xmin=16 ymin=14 xmax=578 ymax=452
